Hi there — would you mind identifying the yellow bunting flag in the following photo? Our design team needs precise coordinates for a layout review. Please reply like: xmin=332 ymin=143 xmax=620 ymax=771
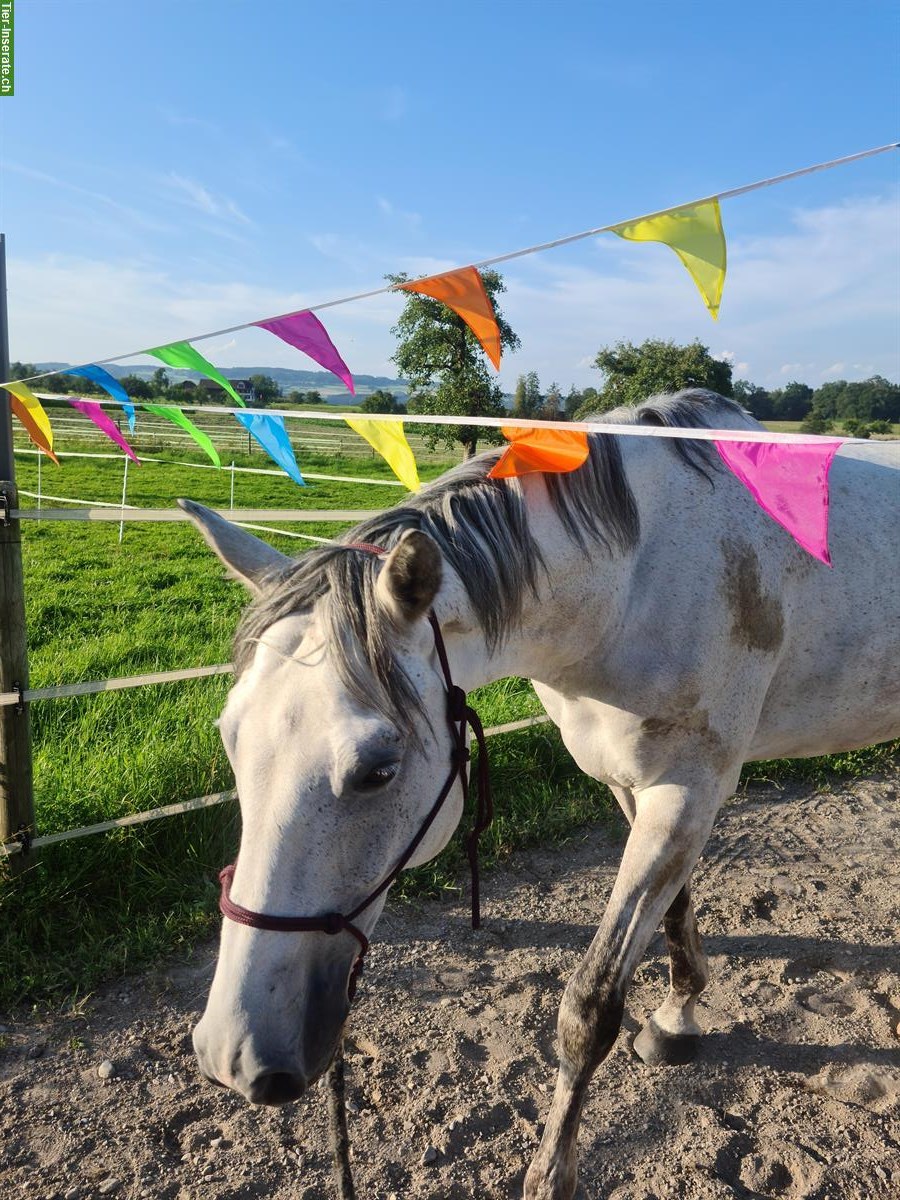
xmin=399 ymin=267 xmax=503 ymax=369
xmin=344 ymin=418 xmax=420 ymax=492
xmin=5 ymin=382 xmax=60 ymax=464
xmin=612 ymin=199 xmax=727 ymax=319
xmin=489 ymin=427 xmax=589 ymax=480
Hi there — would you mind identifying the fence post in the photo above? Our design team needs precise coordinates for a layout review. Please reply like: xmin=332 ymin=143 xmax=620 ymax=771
xmin=0 ymin=234 xmax=35 ymax=861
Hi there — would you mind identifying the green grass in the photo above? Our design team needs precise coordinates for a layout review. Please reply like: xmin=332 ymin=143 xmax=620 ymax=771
xmin=1 ymin=439 xmax=896 ymax=1009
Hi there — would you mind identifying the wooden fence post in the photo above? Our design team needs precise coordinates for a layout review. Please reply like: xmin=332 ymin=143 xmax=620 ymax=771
xmin=0 ymin=233 xmax=35 ymax=860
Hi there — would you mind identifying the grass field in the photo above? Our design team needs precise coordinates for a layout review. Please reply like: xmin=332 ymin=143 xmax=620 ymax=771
xmin=1 ymin=418 xmax=896 ymax=1009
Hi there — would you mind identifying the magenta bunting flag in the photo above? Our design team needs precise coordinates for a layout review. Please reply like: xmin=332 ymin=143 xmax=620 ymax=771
xmin=715 ymin=438 xmax=844 ymax=566
xmin=68 ymin=399 xmax=141 ymax=464
xmin=255 ymin=311 xmax=355 ymax=394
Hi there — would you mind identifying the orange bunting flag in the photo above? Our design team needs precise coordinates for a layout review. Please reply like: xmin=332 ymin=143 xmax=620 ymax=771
xmin=399 ymin=267 xmax=502 ymax=369
xmin=5 ymin=382 xmax=60 ymax=464
xmin=489 ymin=426 xmax=589 ymax=480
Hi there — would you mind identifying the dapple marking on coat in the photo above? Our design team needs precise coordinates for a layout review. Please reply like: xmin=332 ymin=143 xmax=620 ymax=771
xmin=184 ymin=391 xmax=900 ymax=1200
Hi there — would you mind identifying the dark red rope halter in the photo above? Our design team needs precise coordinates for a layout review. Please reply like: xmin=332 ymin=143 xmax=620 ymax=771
xmin=218 ymin=543 xmax=494 ymax=1002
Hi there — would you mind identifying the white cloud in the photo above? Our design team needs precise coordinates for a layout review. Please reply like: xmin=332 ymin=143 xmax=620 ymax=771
xmin=163 ymin=173 xmax=255 ymax=227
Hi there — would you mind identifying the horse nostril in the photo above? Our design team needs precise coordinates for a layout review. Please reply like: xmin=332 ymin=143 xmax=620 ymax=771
xmin=248 ymin=1070 xmax=307 ymax=1106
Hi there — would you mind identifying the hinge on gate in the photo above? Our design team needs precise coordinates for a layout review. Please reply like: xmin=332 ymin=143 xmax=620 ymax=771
xmin=0 ymin=488 xmax=10 ymax=526
xmin=12 ymin=681 xmax=25 ymax=714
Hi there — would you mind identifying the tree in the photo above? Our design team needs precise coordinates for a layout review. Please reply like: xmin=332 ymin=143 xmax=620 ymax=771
xmin=575 ymin=338 xmax=733 ymax=419
xmin=733 ymin=379 xmax=774 ymax=420
xmin=151 ymin=367 xmax=170 ymax=395
xmin=247 ymin=374 xmax=281 ymax=407
xmin=304 ymin=389 xmax=324 ymax=405
xmin=565 ymin=385 xmax=598 ymax=418
xmin=511 ymin=371 xmax=542 ymax=417
xmin=770 ymin=381 xmax=813 ymax=421
xmin=119 ymin=374 xmax=153 ymax=400
xmin=361 ymin=389 xmax=406 ymax=414
xmin=390 ymin=269 xmax=521 ymax=458
xmin=799 ymin=410 xmax=834 ymax=434
xmin=541 ymin=381 xmax=563 ymax=420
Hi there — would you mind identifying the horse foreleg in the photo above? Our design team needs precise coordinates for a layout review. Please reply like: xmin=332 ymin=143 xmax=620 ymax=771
xmin=523 ymin=785 xmax=717 ymax=1200
xmin=633 ymin=881 xmax=709 ymax=1065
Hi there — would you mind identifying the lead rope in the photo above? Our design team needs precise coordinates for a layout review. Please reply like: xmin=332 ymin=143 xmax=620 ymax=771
xmin=326 ymin=1040 xmax=356 ymax=1200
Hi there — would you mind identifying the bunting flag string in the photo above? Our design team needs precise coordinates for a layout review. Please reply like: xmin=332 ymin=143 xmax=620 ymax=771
xmin=4 ymin=144 xmax=896 ymax=397
xmin=399 ymin=267 xmax=503 ymax=368
xmin=148 ymin=341 xmax=246 ymax=408
xmin=66 ymin=365 xmax=137 ymax=431
xmin=344 ymin=417 xmax=421 ymax=492
xmin=254 ymin=311 xmax=355 ymax=394
xmin=233 ymin=412 xmax=305 ymax=487
xmin=67 ymin=399 xmax=140 ymax=464
xmin=612 ymin=200 xmax=727 ymax=320
xmin=714 ymin=438 xmax=843 ymax=565
xmin=5 ymin=382 xmax=59 ymax=463
xmin=143 ymin=404 xmax=221 ymax=468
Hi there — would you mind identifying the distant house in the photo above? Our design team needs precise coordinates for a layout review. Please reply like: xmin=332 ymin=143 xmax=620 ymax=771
xmin=197 ymin=377 xmax=253 ymax=401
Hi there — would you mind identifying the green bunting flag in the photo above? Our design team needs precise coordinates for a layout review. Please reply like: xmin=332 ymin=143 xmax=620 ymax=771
xmin=148 ymin=341 xmax=245 ymax=407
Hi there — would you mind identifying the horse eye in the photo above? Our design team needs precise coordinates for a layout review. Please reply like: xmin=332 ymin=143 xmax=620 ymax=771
xmin=356 ymin=762 xmax=399 ymax=791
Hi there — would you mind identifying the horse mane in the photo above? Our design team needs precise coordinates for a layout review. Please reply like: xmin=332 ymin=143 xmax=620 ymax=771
xmin=233 ymin=389 xmax=750 ymax=734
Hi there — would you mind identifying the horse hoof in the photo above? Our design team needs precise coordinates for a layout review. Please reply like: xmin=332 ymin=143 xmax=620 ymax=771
xmin=632 ymin=1018 xmax=700 ymax=1066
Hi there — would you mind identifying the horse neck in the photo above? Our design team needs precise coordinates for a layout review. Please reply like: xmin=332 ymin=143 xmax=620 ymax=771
xmin=434 ymin=480 xmax=632 ymax=692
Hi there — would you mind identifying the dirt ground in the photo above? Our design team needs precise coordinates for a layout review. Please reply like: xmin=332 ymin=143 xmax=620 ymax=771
xmin=1 ymin=768 xmax=898 ymax=1200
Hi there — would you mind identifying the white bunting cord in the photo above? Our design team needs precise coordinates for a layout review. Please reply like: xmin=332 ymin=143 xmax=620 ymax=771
xmin=7 ymin=142 xmax=898 ymax=387
xmin=28 ymin=402 xmax=871 ymax=445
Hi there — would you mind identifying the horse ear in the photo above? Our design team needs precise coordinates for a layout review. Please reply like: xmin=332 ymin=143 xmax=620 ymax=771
xmin=178 ymin=499 xmax=290 ymax=595
xmin=375 ymin=530 xmax=443 ymax=624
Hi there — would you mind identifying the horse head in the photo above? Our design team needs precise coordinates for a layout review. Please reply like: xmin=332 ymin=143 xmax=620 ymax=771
xmin=182 ymin=502 xmax=463 ymax=1106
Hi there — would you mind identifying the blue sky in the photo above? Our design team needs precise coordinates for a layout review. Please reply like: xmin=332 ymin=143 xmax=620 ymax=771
xmin=2 ymin=0 xmax=898 ymax=393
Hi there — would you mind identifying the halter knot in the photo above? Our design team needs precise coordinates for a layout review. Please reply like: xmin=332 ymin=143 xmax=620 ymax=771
xmin=447 ymin=684 xmax=468 ymax=724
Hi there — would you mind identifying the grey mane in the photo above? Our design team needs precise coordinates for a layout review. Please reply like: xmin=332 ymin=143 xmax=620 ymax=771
xmin=234 ymin=389 xmax=750 ymax=734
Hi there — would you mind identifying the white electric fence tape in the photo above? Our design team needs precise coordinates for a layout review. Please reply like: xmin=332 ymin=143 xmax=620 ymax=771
xmin=0 ymin=714 xmax=551 ymax=856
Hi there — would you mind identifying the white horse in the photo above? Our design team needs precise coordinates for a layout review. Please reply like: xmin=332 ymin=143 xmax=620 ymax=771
xmin=185 ymin=391 xmax=899 ymax=1200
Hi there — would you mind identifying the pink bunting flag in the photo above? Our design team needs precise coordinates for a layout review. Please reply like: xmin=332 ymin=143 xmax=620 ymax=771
xmin=255 ymin=311 xmax=355 ymax=394
xmin=715 ymin=438 xmax=843 ymax=566
xmin=68 ymin=399 xmax=141 ymax=464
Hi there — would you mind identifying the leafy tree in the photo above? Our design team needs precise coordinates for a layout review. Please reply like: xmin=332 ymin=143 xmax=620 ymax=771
xmin=247 ymin=374 xmax=281 ymax=407
xmin=575 ymin=338 xmax=733 ymax=419
xmin=511 ymin=371 xmax=542 ymax=418
xmin=840 ymin=418 xmax=871 ymax=439
xmin=812 ymin=377 xmax=899 ymax=423
xmin=361 ymin=389 xmax=405 ymax=414
xmin=541 ymin=381 xmax=563 ymax=420
xmin=304 ymin=389 xmax=324 ymax=405
xmin=151 ymin=367 xmax=170 ymax=395
xmin=390 ymin=269 xmax=521 ymax=458
xmin=119 ymin=374 xmax=153 ymax=400
xmin=799 ymin=410 xmax=834 ymax=434
xmin=565 ymin=385 xmax=598 ymax=418
xmin=770 ymin=381 xmax=813 ymax=421
xmin=733 ymin=379 xmax=774 ymax=420
xmin=867 ymin=419 xmax=893 ymax=434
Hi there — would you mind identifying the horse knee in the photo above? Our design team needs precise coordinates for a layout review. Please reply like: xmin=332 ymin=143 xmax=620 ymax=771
xmin=557 ymin=980 xmax=625 ymax=1074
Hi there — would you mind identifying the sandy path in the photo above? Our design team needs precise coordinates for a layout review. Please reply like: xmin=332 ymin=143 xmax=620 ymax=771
xmin=1 ymin=769 xmax=898 ymax=1200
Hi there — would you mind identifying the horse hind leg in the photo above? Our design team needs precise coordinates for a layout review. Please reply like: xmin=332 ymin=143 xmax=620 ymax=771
xmin=633 ymin=881 xmax=709 ymax=1066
